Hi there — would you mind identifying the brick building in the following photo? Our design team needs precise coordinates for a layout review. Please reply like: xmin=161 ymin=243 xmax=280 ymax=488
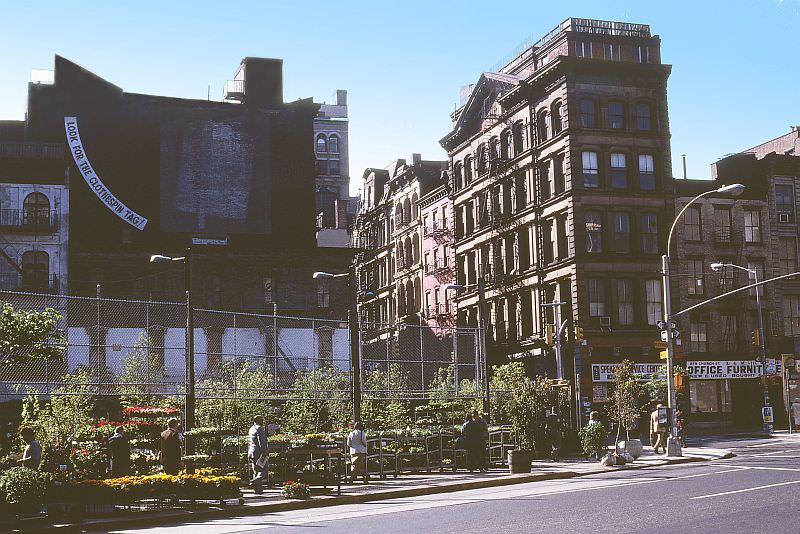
xmin=440 ymin=18 xmax=673 ymax=420
xmin=419 ymin=184 xmax=455 ymax=328
xmin=672 ymin=132 xmax=800 ymax=430
xmin=0 ymin=55 xmax=354 ymax=314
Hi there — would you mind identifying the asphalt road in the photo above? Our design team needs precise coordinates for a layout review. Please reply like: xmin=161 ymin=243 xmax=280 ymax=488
xmin=110 ymin=437 xmax=800 ymax=534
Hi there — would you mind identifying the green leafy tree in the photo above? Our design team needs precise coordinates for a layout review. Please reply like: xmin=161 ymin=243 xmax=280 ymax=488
xmin=281 ymin=367 xmax=352 ymax=433
xmin=0 ymin=302 xmax=67 ymax=367
xmin=119 ymin=333 xmax=179 ymax=409
xmin=361 ymin=364 xmax=411 ymax=430
xmin=608 ymin=359 xmax=642 ymax=443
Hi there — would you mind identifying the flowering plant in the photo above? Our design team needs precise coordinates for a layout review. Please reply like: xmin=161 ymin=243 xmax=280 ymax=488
xmin=122 ymin=406 xmax=181 ymax=418
xmin=281 ymin=480 xmax=311 ymax=499
xmin=66 ymin=473 xmax=240 ymax=502
xmin=76 ymin=420 xmax=160 ymax=442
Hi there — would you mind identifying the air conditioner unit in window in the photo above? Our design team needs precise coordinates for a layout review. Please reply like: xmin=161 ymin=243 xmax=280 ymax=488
xmin=779 ymin=212 xmax=791 ymax=223
xmin=599 ymin=316 xmax=612 ymax=327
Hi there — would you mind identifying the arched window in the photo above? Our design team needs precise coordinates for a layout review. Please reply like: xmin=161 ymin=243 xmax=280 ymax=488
xmin=395 ymin=203 xmax=403 ymax=227
xmin=512 ymin=121 xmax=524 ymax=155
xmin=315 ymin=134 xmax=327 ymax=153
xmin=411 ymin=192 xmax=419 ymax=220
xmin=501 ymin=129 xmax=512 ymax=160
xmin=464 ymin=156 xmax=474 ymax=184
xmin=412 ymin=233 xmax=420 ymax=264
xmin=551 ymin=101 xmax=563 ymax=134
xmin=406 ymin=281 xmax=415 ymax=313
xmin=22 ymin=250 xmax=49 ymax=290
xmin=414 ymin=278 xmax=421 ymax=315
xmin=398 ymin=284 xmax=407 ymax=317
xmin=454 ymin=162 xmax=464 ymax=190
xmin=23 ymin=192 xmax=50 ymax=227
xmin=328 ymin=134 xmax=339 ymax=154
xmin=403 ymin=198 xmax=411 ymax=224
xmin=537 ymin=109 xmax=549 ymax=143
xmin=489 ymin=137 xmax=500 ymax=162
xmin=397 ymin=243 xmax=406 ymax=270
xmin=476 ymin=143 xmax=487 ymax=174
xmin=404 ymin=237 xmax=413 ymax=267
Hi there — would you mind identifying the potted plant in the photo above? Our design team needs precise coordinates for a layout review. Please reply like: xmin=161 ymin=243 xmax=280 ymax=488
xmin=609 ymin=360 xmax=643 ymax=460
xmin=506 ymin=376 xmax=548 ymax=473
xmin=578 ymin=421 xmax=608 ymax=460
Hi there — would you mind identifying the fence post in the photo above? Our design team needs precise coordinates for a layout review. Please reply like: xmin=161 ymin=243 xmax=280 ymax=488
xmin=273 ymin=303 xmax=278 ymax=391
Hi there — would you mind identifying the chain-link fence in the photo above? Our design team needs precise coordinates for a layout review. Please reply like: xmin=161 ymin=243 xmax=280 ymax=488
xmin=0 ymin=291 xmax=485 ymax=402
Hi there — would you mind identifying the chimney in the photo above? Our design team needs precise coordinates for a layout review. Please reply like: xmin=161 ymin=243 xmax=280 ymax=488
xmin=411 ymin=153 xmax=422 ymax=165
xmin=335 ymin=198 xmax=349 ymax=229
xmin=241 ymin=57 xmax=283 ymax=108
xmin=336 ymin=89 xmax=347 ymax=106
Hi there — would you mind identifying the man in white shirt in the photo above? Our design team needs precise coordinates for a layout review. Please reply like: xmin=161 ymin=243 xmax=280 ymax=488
xmin=346 ymin=421 xmax=368 ymax=484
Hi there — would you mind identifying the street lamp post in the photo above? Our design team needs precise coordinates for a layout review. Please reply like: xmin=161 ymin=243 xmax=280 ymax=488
xmin=541 ymin=300 xmax=568 ymax=380
xmin=313 ymin=270 xmax=361 ymax=423
xmin=663 ymin=183 xmax=745 ymax=457
xmin=150 ymin=250 xmax=194 ymax=436
xmin=710 ymin=262 xmax=771 ymax=432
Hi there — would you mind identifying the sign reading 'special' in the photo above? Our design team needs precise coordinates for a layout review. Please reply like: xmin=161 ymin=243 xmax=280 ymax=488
xmin=64 ymin=117 xmax=148 ymax=230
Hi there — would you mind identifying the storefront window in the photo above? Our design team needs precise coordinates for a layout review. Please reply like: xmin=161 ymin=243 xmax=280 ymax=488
xmin=690 ymin=379 xmax=732 ymax=413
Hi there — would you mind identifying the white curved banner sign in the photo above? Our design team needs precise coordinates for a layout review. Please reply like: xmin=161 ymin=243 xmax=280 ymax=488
xmin=64 ymin=117 xmax=148 ymax=230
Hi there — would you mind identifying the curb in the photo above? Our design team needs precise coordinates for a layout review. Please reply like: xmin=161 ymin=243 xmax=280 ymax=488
xmin=3 ymin=453 xmax=732 ymax=533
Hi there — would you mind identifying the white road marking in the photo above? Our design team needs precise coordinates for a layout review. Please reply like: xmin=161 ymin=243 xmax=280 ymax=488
xmin=751 ymin=449 xmax=796 ymax=457
xmin=745 ymin=441 xmax=786 ymax=448
xmin=720 ymin=465 xmax=800 ymax=472
xmin=690 ymin=479 xmax=800 ymax=500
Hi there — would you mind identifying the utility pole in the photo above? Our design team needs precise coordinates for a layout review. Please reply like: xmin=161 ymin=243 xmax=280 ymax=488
xmin=542 ymin=299 xmax=567 ymax=379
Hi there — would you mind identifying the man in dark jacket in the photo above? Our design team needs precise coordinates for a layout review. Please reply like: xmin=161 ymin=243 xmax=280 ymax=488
xmin=472 ymin=412 xmax=489 ymax=472
xmin=160 ymin=418 xmax=181 ymax=475
xmin=107 ymin=425 xmax=131 ymax=477
xmin=461 ymin=415 xmax=481 ymax=473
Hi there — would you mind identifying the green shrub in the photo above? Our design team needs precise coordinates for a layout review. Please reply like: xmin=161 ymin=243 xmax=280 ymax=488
xmin=579 ymin=423 xmax=608 ymax=458
xmin=0 ymin=467 xmax=48 ymax=515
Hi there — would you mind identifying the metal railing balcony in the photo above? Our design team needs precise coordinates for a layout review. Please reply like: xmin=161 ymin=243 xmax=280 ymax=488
xmin=223 ymin=80 xmax=245 ymax=101
xmin=0 ymin=274 xmax=60 ymax=293
xmin=0 ymin=210 xmax=59 ymax=232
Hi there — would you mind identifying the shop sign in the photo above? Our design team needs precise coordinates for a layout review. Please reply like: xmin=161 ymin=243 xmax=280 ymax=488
xmin=762 ymin=406 xmax=774 ymax=424
xmin=592 ymin=384 xmax=608 ymax=403
xmin=591 ymin=363 xmax=663 ymax=382
xmin=593 ymin=359 xmax=782 ymax=382
xmin=64 ymin=117 xmax=148 ymax=230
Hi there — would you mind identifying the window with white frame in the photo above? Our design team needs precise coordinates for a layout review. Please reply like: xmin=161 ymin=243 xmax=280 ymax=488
xmin=685 ymin=206 xmax=702 ymax=241
xmin=638 ymin=154 xmax=655 ymax=190
xmin=610 ymin=153 xmax=627 ymax=189
xmin=779 ymin=236 xmax=798 ymax=275
xmin=636 ymin=45 xmax=650 ymax=63
xmin=588 ymin=279 xmax=606 ymax=317
xmin=576 ymin=41 xmax=592 ymax=58
xmin=612 ymin=212 xmax=630 ymax=253
xmin=690 ymin=322 xmax=708 ymax=352
xmin=775 ymin=184 xmax=795 ymax=223
xmin=744 ymin=210 xmax=761 ymax=243
xmin=645 ymin=279 xmax=662 ymax=326
xmin=641 ymin=213 xmax=659 ymax=254
xmin=582 ymin=151 xmax=599 ymax=188
xmin=714 ymin=207 xmax=732 ymax=243
xmin=617 ymin=279 xmax=634 ymax=325
xmin=603 ymin=43 xmax=620 ymax=61
xmin=688 ymin=259 xmax=705 ymax=296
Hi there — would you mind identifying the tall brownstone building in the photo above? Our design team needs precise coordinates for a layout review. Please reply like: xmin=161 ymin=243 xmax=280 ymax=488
xmin=440 ymin=18 xmax=673 ymax=421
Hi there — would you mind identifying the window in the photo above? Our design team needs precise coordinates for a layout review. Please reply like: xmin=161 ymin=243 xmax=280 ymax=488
xmin=688 ymin=259 xmax=705 ymax=296
xmin=328 ymin=159 xmax=340 ymax=176
xmin=515 ymin=174 xmax=527 ymax=211
xmin=317 ymin=279 xmax=330 ymax=308
xmin=512 ymin=121 xmax=525 ymax=155
xmin=464 ymin=156 xmax=473 ymax=184
xmin=779 ymin=236 xmax=798 ymax=274
xmin=636 ymin=45 xmax=650 ymax=63
xmin=610 ymin=153 xmax=627 ymax=189
xmin=714 ymin=207 xmax=732 ymax=242
xmin=453 ymin=162 xmax=463 ymax=190
xmin=775 ymin=184 xmax=795 ymax=223
xmin=582 ymin=151 xmax=599 ymax=188
xmin=315 ymin=135 xmax=327 ymax=153
xmin=612 ymin=212 xmax=631 ymax=253
xmin=690 ymin=323 xmax=708 ymax=353
xmin=645 ymin=279 xmax=662 ymax=326
xmin=608 ymin=101 xmax=624 ymax=129
xmin=556 ymin=215 xmax=569 ymax=259
xmin=537 ymin=109 xmax=549 ymax=143
xmin=476 ymin=144 xmax=487 ymax=174
xmin=328 ymin=134 xmax=339 ymax=154
xmin=717 ymin=263 xmax=734 ymax=292
xmin=690 ymin=380 xmax=732 ymax=414
xmin=721 ymin=315 xmax=737 ymax=353
xmin=501 ymin=129 xmax=511 ymax=160
xmin=554 ymin=153 xmax=566 ymax=194
xmin=638 ymin=154 xmax=655 ymax=190
xmin=551 ymin=101 xmax=563 ymax=134
xmin=316 ymin=160 xmax=328 ymax=175
xmin=22 ymin=250 xmax=49 ymax=291
xmin=489 ymin=137 xmax=500 ymax=162
xmin=747 ymin=260 xmax=765 ymax=298
xmin=580 ymin=99 xmax=596 ymax=128
xmin=641 ymin=213 xmax=659 ymax=254
xmin=685 ymin=206 xmax=702 ymax=241
xmin=588 ymin=279 xmax=606 ymax=316
xmin=585 ymin=211 xmax=603 ymax=253
xmin=542 ymin=220 xmax=554 ymax=264
xmin=617 ymin=279 xmax=634 ymax=325
xmin=23 ymin=193 xmax=50 ymax=227
xmin=539 ymin=162 xmax=551 ymax=201
xmin=576 ymin=41 xmax=592 ymax=58
xmin=635 ymin=103 xmax=652 ymax=131
xmin=744 ymin=210 xmax=761 ymax=243
xmin=603 ymin=43 xmax=620 ymax=61
xmin=785 ymin=295 xmax=800 ymax=336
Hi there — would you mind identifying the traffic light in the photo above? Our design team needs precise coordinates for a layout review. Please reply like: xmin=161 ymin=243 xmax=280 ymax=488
xmin=751 ymin=329 xmax=761 ymax=348
xmin=575 ymin=325 xmax=584 ymax=344
xmin=545 ymin=324 xmax=554 ymax=345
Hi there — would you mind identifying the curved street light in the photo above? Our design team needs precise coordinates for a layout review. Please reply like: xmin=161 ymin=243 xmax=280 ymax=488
xmin=661 ymin=183 xmax=745 ymax=456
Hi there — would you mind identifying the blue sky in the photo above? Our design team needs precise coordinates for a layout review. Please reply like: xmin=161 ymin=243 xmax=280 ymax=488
xmin=1 ymin=1 xmax=798 ymax=195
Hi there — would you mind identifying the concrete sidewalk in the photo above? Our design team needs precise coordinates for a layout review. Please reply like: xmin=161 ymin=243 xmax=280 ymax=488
xmin=5 ymin=446 xmax=732 ymax=534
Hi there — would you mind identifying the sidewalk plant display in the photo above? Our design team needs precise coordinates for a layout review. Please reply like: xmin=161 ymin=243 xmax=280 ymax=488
xmin=281 ymin=480 xmax=311 ymax=499
xmin=0 ymin=467 xmax=48 ymax=516
xmin=61 ymin=473 xmax=240 ymax=503
xmin=579 ymin=422 xmax=609 ymax=459
xmin=608 ymin=359 xmax=642 ymax=459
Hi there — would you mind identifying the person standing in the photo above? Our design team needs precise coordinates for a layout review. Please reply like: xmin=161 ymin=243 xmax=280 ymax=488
xmin=545 ymin=411 xmax=562 ymax=462
xmin=650 ymin=404 xmax=668 ymax=454
xmin=248 ymin=415 xmax=269 ymax=494
xmin=472 ymin=412 xmax=489 ymax=472
xmin=107 ymin=425 xmax=131 ymax=477
xmin=347 ymin=421 xmax=368 ymax=484
xmin=17 ymin=427 xmax=41 ymax=470
xmin=159 ymin=418 xmax=181 ymax=475
xmin=461 ymin=415 xmax=481 ymax=473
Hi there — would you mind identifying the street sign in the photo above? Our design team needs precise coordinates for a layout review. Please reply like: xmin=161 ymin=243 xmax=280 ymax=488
xmin=654 ymin=341 xmax=668 ymax=349
xmin=660 ymin=350 xmax=668 ymax=360
xmin=660 ymin=331 xmax=668 ymax=342
xmin=762 ymin=406 xmax=773 ymax=423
